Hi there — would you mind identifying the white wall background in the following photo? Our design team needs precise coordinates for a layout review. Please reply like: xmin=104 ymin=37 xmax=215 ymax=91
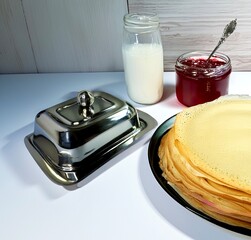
xmin=1 ymin=0 xmax=250 ymax=73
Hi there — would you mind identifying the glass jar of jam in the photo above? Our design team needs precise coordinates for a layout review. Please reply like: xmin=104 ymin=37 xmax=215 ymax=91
xmin=175 ymin=51 xmax=231 ymax=107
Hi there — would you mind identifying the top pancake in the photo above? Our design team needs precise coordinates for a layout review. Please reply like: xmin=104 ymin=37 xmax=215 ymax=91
xmin=173 ymin=96 xmax=251 ymax=193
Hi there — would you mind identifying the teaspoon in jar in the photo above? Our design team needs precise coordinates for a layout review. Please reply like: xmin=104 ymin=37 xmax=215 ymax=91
xmin=207 ymin=19 xmax=237 ymax=62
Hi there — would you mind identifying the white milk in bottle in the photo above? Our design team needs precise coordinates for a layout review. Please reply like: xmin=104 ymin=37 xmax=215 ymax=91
xmin=122 ymin=13 xmax=164 ymax=104
xmin=122 ymin=43 xmax=163 ymax=104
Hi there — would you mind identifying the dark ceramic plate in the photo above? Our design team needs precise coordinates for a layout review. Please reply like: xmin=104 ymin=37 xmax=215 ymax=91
xmin=148 ymin=114 xmax=251 ymax=236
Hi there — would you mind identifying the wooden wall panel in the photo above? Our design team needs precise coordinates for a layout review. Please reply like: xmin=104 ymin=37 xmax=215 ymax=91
xmin=22 ymin=0 xmax=127 ymax=73
xmin=0 ymin=0 xmax=37 ymax=73
xmin=128 ymin=0 xmax=251 ymax=71
xmin=1 ymin=0 xmax=251 ymax=73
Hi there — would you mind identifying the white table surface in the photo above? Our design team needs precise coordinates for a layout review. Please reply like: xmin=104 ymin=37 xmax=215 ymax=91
xmin=1 ymin=72 xmax=251 ymax=240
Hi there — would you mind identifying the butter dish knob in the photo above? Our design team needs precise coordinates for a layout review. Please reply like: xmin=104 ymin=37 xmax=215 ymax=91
xmin=77 ymin=90 xmax=95 ymax=119
xmin=77 ymin=90 xmax=95 ymax=107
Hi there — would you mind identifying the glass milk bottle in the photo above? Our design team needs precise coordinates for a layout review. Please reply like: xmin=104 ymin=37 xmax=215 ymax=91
xmin=122 ymin=13 xmax=164 ymax=104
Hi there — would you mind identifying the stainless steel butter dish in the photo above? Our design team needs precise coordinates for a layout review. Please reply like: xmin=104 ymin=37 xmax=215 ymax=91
xmin=25 ymin=90 xmax=157 ymax=186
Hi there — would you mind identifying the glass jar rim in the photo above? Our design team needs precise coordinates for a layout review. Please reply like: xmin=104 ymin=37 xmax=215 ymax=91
xmin=175 ymin=51 xmax=231 ymax=71
xmin=124 ymin=12 xmax=159 ymax=31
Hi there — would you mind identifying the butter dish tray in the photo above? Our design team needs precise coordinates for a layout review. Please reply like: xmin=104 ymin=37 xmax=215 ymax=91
xmin=25 ymin=90 xmax=157 ymax=186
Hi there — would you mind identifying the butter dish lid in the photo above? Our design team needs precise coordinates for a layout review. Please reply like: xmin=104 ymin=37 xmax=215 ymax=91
xmin=33 ymin=90 xmax=139 ymax=149
xmin=25 ymin=90 xmax=157 ymax=187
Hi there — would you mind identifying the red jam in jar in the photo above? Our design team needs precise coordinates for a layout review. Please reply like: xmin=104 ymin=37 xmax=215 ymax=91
xmin=175 ymin=51 xmax=231 ymax=106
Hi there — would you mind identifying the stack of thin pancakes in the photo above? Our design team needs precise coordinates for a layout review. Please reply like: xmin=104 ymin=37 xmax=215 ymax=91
xmin=158 ymin=96 xmax=251 ymax=229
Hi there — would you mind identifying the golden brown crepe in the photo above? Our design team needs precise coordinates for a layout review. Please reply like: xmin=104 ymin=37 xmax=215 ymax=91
xmin=158 ymin=96 xmax=251 ymax=229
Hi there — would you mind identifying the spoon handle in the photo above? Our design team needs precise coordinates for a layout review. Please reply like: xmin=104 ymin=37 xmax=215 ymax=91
xmin=207 ymin=19 xmax=237 ymax=62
